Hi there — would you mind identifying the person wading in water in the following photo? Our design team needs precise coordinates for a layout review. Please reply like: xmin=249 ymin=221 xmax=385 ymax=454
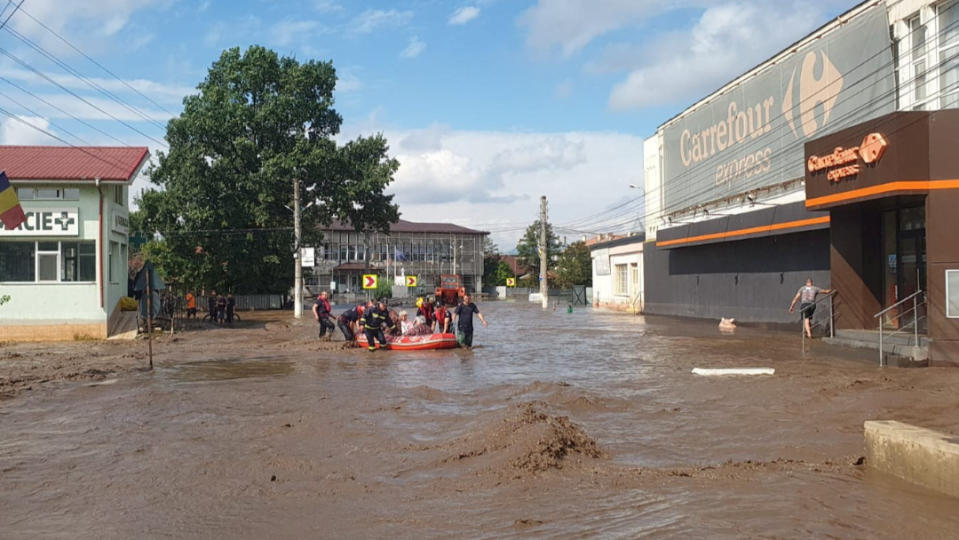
xmin=788 ymin=278 xmax=833 ymax=339
xmin=359 ymin=301 xmax=394 ymax=351
xmin=452 ymin=293 xmax=488 ymax=350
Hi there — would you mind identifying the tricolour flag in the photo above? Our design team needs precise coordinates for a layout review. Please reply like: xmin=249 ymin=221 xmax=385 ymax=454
xmin=0 ymin=171 xmax=26 ymax=230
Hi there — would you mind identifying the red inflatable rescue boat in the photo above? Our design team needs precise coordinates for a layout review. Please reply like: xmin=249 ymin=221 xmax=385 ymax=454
xmin=355 ymin=332 xmax=458 ymax=351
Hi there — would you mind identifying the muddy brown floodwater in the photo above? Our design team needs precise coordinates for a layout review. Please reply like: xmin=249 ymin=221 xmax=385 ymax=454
xmin=2 ymin=303 xmax=959 ymax=538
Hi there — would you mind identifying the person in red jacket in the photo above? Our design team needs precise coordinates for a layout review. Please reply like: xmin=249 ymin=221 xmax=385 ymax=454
xmin=418 ymin=297 xmax=435 ymax=327
xmin=312 ymin=290 xmax=335 ymax=340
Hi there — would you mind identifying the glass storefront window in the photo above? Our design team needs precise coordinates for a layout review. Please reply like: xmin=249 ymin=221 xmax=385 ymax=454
xmin=0 ymin=241 xmax=96 ymax=283
xmin=61 ymin=242 xmax=96 ymax=282
xmin=0 ymin=242 xmax=35 ymax=281
xmin=947 ymin=270 xmax=959 ymax=318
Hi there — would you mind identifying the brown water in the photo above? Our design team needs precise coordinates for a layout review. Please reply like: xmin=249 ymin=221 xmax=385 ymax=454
xmin=2 ymin=303 xmax=959 ymax=538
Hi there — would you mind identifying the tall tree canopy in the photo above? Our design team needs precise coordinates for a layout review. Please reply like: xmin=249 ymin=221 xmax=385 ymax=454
xmin=515 ymin=220 xmax=561 ymax=279
xmin=136 ymin=46 xmax=399 ymax=293
xmin=555 ymin=241 xmax=592 ymax=287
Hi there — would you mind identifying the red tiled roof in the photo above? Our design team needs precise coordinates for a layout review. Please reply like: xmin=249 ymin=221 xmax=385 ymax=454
xmin=325 ymin=218 xmax=487 ymax=235
xmin=0 ymin=146 xmax=150 ymax=182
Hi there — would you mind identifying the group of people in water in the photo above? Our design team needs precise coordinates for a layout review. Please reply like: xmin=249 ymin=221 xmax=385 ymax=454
xmin=312 ymin=292 xmax=488 ymax=351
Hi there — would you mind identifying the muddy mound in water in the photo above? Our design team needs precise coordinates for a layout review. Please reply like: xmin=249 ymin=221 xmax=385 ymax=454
xmin=443 ymin=401 xmax=604 ymax=477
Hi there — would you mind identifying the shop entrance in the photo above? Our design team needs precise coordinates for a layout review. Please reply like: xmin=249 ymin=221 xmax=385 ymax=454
xmin=881 ymin=201 xmax=927 ymax=331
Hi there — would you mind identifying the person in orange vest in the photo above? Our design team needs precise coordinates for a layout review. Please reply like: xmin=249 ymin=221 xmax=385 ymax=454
xmin=185 ymin=291 xmax=197 ymax=319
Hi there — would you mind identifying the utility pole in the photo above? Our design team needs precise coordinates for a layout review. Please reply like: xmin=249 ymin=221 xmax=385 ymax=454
xmin=293 ymin=176 xmax=303 ymax=319
xmin=539 ymin=195 xmax=548 ymax=309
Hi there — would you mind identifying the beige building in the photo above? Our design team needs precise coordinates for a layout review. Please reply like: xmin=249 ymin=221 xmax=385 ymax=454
xmin=589 ymin=234 xmax=644 ymax=313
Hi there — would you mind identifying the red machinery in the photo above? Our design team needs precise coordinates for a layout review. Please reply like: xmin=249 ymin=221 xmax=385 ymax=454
xmin=434 ymin=274 xmax=466 ymax=306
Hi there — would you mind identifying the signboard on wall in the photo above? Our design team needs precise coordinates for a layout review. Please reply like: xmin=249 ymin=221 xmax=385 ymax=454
xmin=661 ymin=4 xmax=894 ymax=211
xmin=300 ymin=247 xmax=315 ymax=267
xmin=593 ymin=248 xmax=611 ymax=276
xmin=0 ymin=207 xmax=79 ymax=236
xmin=112 ymin=209 xmax=130 ymax=235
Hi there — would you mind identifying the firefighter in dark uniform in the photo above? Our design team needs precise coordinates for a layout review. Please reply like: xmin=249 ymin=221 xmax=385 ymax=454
xmin=337 ymin=303 xmax=365 ymax=342
xmin=359 ymin=300 xmax=394 ymax=351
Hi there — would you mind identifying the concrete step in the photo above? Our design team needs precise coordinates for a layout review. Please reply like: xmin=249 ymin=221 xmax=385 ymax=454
xmin=107 ymin=311 xmax=138 ymax=340
xmin=834 ymin=329 xmax=929 ymax=347
xmin=824 ymin=333 xmax=928 ymax=366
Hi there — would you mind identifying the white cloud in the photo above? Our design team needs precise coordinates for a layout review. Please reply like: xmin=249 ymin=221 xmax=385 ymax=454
xmin=29 ymin=93 xmax=172 ymax=122
xmin=0 ymin=67 xmax=193 ymax=106
xmin=449 ymin=6 xmax=480 ymax=25
xmin=340 ymin=124 xmax=645 ymax=250
xmin=336 ymin=71 xmax=363 ymax=93
xmin=204 ymin=16 xmax=262 ymax=48
xmin=518 ymin=0 xmax=705 ymax=57
xmin=9 ymin=0 xmax=171 ymax=55
xmin=271 ymin=19 xmax=326 ymax=47
xmin=0 ymin=115 xmax=59 ymax=145
xmin=351 ymin=9 xmax=414 ymax=34
xmin=313 ymin=0 xmax=341 ymax=13
xmin=401 ymin=37 xmax=426 ymax=59
xmin=607 ymin=1 xmax=840 ymax=110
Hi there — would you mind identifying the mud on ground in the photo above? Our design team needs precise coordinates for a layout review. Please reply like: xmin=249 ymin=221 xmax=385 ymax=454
xmin=0 ymin=311 xmax=343 ymax=400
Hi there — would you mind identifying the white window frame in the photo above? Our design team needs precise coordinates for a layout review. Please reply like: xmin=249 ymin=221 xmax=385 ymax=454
xmin=35 ymin=242 xmax=60 ymax=282
xmin=613 ymin=263 xmax=628 ymax=296
xmin=947 ymin=269 xmax=959 ymax=318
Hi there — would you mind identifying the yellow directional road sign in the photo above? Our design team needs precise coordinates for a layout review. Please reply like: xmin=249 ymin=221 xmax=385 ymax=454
xmin=406 ymin=275 xmax=418 ymax=287
xmin=362 ymin=274 xmax=378 ymax=289
xmin=506 ymin=277 xmax=516 ymax=287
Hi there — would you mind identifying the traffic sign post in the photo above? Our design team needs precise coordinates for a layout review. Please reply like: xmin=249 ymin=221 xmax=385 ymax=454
xmin=406 ymin=275 xmax=417 ymax=287
xmin=362 ymin=274 xmax=378 ymax=289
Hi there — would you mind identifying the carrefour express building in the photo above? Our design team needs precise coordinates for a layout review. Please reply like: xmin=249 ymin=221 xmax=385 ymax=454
xmin=0 ymin=146 xmax=148 ymax=340
xmin=643 ymin=0 xmax=959 ymax=363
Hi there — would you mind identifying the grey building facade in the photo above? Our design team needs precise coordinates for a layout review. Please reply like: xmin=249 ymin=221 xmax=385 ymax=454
xmin=308 ymin=220 xmax=487 ymax=295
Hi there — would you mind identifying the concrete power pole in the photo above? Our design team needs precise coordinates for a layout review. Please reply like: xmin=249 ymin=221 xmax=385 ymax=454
xmin=293 ymin=176 xmax=303 ymax=319
xmin=539 ymin=195 xmax=548 ymax=309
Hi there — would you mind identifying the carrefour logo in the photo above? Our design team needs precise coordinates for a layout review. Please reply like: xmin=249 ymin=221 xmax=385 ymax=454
xmin=0 ymin=208 xmax=79 ymax=236
xmin=783 ymin=51 xmax=844 ymax=138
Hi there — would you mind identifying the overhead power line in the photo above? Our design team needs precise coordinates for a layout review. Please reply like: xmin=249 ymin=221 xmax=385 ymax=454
xmin=0 ymin=0 xmax=23 ymax=31
xmin=17 ymin=6 xmax=178 ymax=118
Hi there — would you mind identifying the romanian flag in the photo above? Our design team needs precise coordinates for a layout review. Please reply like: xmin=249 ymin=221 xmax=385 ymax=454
xmin=0 ymin=171 xmax=26 ymax=230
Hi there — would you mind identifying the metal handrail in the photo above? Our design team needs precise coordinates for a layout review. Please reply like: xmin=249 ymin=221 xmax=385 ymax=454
xmin=874 ymin=289 xmax=925 ymax=367
xmin=873 ymin=289 xmax=924 ymax=318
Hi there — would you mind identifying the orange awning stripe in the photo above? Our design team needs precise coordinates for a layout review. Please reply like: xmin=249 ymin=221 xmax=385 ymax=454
xmin=805 ymin=179 xmax=959 ymax=208
xmin=656 ymin=216 xmax=831 ymax=248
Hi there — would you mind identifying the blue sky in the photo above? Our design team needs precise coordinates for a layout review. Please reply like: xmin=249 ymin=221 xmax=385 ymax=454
xmin=0 ymin=0 xmax=853 ymax=249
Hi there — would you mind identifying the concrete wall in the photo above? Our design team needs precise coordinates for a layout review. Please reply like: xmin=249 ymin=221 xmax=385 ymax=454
xmin=865 ymin=420 xmax=959 ymax=499
xmin=644 ymin=229 xmax=831 ymax=323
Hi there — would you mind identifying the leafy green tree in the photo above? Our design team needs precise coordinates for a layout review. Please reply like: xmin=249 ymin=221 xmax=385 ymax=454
xmin=482 ymin=237 xmax=501 ymax=287
xmin=515 ymin=220 xmax=561 ymax=280
xmin=136 ymin=46 xmax=399 ymax=293
xmin=374 ymin=275 xmax=392 ymax=300
xmin=491 ymin=260 xmax=514 ymax=287
xmin=555 ymin=241 xmax=592 ymax=287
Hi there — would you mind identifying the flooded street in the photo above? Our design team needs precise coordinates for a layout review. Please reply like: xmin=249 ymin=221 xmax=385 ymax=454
xmin=2 ymin=302 xmax=959 ymax=538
